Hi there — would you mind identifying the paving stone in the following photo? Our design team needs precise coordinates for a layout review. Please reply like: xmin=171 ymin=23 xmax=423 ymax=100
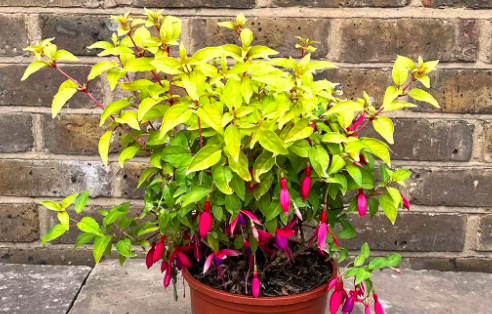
xmin=0 ymin=263 xmax=91 ymax=314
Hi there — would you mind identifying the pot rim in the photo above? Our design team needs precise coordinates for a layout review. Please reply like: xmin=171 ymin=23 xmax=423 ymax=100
xmin=182 ymin=259 xmax=338 ymax=306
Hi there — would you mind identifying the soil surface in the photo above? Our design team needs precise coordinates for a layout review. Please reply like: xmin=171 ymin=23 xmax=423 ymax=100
xmin=188 ymin=251 xmax=333 ymax=297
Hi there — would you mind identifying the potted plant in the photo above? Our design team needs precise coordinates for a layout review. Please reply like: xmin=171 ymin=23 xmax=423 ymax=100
xmin=23 ymin=10 xmax=440 ymax=314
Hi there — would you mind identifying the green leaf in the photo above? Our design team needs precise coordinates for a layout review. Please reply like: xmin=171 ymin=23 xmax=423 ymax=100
xmin=159 ymin=104 xmax=193 ymax=138
xmin=284 ymin=118 xmax=313 ymax=143
xmin=321 ymin=132 xmax=348 ymax=144
xmin=361 ymin=243 xmax=370 ymax=259
xmin=288 ymin=140 xmax=310 ymax=157
xmin=325 ymin=100 xmax=364 ymax=116
xmin=182 ymin=185 xmax=212 ymax=207
xmin=339 ymin=220 xmax=356 ymax=239
xmin=213 ymin=166 xmax=234 ymax=195
xmin=74 ymin=233 xmax=95 ymax=250
xmin=40 ymin=201 xmax=61 ymax=211
xmin=253 ymin=173 xmax=273 ymax=199
xmin=22 ymin=61 xmax=49 ymax=81
xmin=186 ymin=145 xmax=222 ymax=174
xmin=230 ymin=173 xmax=246 ymax=200
xmin=328 ymin=154 xmax=345 ymax=175
xmin=77 ymin=217 xmax=104 ymax=237
xmin=380 ymin=194 xmax=397 ymax=224
xmin=392 ymin=56 xmax=413 ymax=86
xmin=372 ymin=116 xmax=394 ymax=144
xmin=221 ymin=78 xmax=242 ymax=111
xmin=258 ymin=130 xmax=289 ymax=155
xmin=103 ymin=203 xmax=129 ymax=226
xmin=368 ymin=257 xmax=388 ymax=270
xmin=392 ymin=169 xmax=412 ymax=183
xmin=228 ymin=151 xmax=251 ymax=181
xmin=387 ymin=187 xmax=402 ymax=207
xmin=75 ymin=191 xmax=90 ymax=214
xmin=52 ymin=86 xmax=77 ymax=118
xmin=224 ymin=124 xmax=241 ymax=162
xmin=309 ymin=145 xmax=329 ymax=178
xmin=382 ymin=86 xmax=403 ymax=110
xmin=253 ymin=151 xmax=275 ymax=182
xmin=362 ymin=138 xmax=391 ymax=166
xmin=225 ymin=194 xmax=242 ymax=215
xmin=162 ymin=145 xmax=191 ymax=168
xmin=54 ymin=50 xmax=79 ymax=62
xmin=354 ymin=255 xmax=365 ymax=267
xmin=41 ymin=224 xmax=66 ymax=245
xmin=197 ymin=102 xmax=224 ymax=135
xmin=100 ymin=99 xmax=133 ymax=126
xmin=207 ymin=234 xmax=219 ymax=253
xmin=61 ymin=193 xmax=78 ymax=210
xmin=408 ymin=88 xmax=440 ymax=108
xmin=346 ymin=162 xmax=362 ymax=186
xmin=386 ymin=253 xmax=402 ymax=267
xmin=124 ymin=57 xmax=155 ymax=72
xmin=355 ymin=268 xmax=371 ymax=285
xmin=138 ymin=98 xmax=160 ymax=121
xmin=93 ymin=235 xmax=112 ymax=264
xmin=98 ymin=131 xmax=113 ymax=166
xmin=88 ymin=61 xmax=117 ymax=81
xmin=119 ymin=146 xmax=140 ymax=167
xmin=116 ymin=238 xmax=137 ymax=258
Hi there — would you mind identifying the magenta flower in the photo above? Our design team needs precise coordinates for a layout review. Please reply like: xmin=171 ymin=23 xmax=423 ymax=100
xmin=275 ymin=220 xmax=295 ymax=250
xmin=160 ymin=259 xmax=168 ymax=273
xmin=146 ymin=242 xmax=156 ymax=269
xmin=230 ymin=210 xmax=262 ymax=241
xmin=327 ymin=276 xmax=340 ymax=291
xmin=279 ymin=177 xmax=290 ymax=215
xmin=330 ymin=282 xmax=346 ymax=314
xmin=203 ymin=249 xmax=240 ymax=274
xmin=308 ymin=211 xmax=340 ymax=253
xmin=401 ymin=192 xmax=410 ymax=210
xmin=342 ymin=295 xmax=355 ymax=313
xmin=163 ymin=263 xmax=172 ymax=288
xmin=374 ymin=294 xmax=384 ymax=314
xmin=252 ymin=270 xmax=260 ymax=298
xmin=358 ymin=189 xmax=367 ymax=218
xmin=199 ymin=200 xmax=212 ymax=239
xmin=301 ymin=166 xmax=311 ymax=201
xmin=364 ymin=301 xmax=371 ymax=314
xmin=347 ymin=113 xmax=365 ymax=132
xmin=153 ymin=235 xmax=166 ymax=263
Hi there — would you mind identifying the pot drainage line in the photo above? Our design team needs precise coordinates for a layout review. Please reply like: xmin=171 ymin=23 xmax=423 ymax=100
xmin=65 ymin=267 xmax=93 ymax=314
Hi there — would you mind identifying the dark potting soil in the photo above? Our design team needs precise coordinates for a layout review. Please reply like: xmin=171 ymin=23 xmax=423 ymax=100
xmin=188 ymin=251 xmax=333 ymax=297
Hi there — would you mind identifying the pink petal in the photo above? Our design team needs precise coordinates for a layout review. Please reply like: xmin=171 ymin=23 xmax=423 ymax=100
xmin=280 ymin=189 xmax=290 ymax=214
xmin=153 ymin=242 xmax=165 ymax=263
xmin=257 ymin=230 xmax=273 ymax=242
xmin=220 ymin=249 xmax=240 ymax=257
xmin=163 ymin=264 xmax=172 ymax=288
xmin=230 ymin=215 xmax=240 ymax=235
xmin=327 ymin=277 xmax=339 ymax=291
xmin=251 ymin=225 xmax=259 ymax=241
xmin=252 ymin=277 xmax=260 ymax=298
xmin=177 ymin=252 xmax=192 ymax=268
xmin=318 ymin=222 xmax=327 ymax=252
xmin=241 ymin=210 xmax=261 ymax=225
xmin=160 ymin=260 xmax=168 ymax=273
xmin=199 ymin=211 xmax=212 ymax=239
xmin=146 ymin=245 xmax=155 ymax=269
xmin=203 ymin=253 xmax=215 ymax=274
xmin=276 ymin=227 xmax=295 ymax=238
xmin=307 ymin=226 xmax=320 ymax=248
xmin=374 ymin=301 xmax=384 ymax=314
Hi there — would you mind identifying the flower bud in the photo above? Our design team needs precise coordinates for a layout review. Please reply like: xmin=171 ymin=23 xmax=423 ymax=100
xmin=327 ymin=276 xmax=339 ymax=291
xmin=160 ymin=260 xmax=168 ymax=273
xmin=374 ymin=294 xmax=384 ymax=314
xmin=301 ymin=166 xmax=311 ymax=201
xmin=401 ymin=192 xmax=410 ymax=210
xmin=252 ymin=271 xmax=260 ymax=298
xmin=199 ymin=211 xmax=212 ymax=239
xmin=330 ymin=290 xmax=342 ymax=314
xmin=358 ymin=189 xmax=367 ymax=218
xmin=146 ymin=242 xmax=156 ymax=269
xmin=153 ymin=235 xmax=166 ymax=263
xmin=279 ymin=177 xmax=290 ymax=215
xmin=163 ymin=264 xmax=172 ymax=288
xmin=342 ymin=296 xmax=355 ymax=313
xmin=347 ymin=113 xmax=365 ymax=132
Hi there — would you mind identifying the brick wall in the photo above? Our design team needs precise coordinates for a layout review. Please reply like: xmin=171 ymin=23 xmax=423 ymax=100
xmin=0 ymin=0 xmax=491 ymax=271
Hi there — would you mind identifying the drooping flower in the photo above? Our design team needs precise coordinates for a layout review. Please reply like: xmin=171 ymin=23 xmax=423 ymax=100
xmin=301 ymin=165 xmax=311 ymax=201
xmin=327 ymin=276 xmax=340 ymax=291
xmin=401 ymin=192 xmax=410 ymax=210
xmin=230 ymin=209 xmax=262 ymax=239
xmin=374 ymin=294 xmax=384 ymax=314
xmin=146 ymin=242 xmax=156 ymax=269
xmin=308 ymin=211 xmax=340 ymax=253
xmin=358 ymin=189 xmax=367 ymax=218
xmin=279 ymin=176 xmax=290 ymax=215
xmin=330 ymin=281 xmax=346 ymax=314
xmin=199 ymin=198 xmax=212 ymax=239
xmin=342 ymin=295 xmax=355 ymax=313
xmin=160 ymin=259 xmax=168 ymax=273
xmin=364 ymin=301 xmax=371 ymax=314
xmin=275 ymin=220 xmax=296 ymax=251
xmin=153 ymin=235 xmax=166 ymax=263
xmin=347 ymin=113 xmax=365 ymax=132
xmin=163 ymin=263 xmax=172 ymax=288
xmin=252 ymin=270 xmax=260 ymax=298
xmin=203 ymin=249 xmax=240 ymax=274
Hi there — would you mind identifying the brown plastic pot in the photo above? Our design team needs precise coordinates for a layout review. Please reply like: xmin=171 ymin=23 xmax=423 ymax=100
xmin=182 ymin=260 xmax=337 ymax=314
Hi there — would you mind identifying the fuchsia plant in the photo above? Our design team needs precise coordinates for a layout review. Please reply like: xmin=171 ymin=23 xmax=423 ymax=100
xmin=26 ymin=10 xmax=440 ymax=312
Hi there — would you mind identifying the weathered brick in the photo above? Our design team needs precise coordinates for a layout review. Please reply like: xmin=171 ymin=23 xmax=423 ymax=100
xmin=335 ymin=19 xmax=478 ymax=63
xmin=0 ymin=203 xmax=39 ymax=242
xmin=114 ymin=0 xmax=255 ymax=8
xmin=43 ymin=204 xmax=143 ymax=244
xmin=0 ymin=64 xmax=103 ymax=108
xmin=478 ymin=215 xmax=492 ymax=251
xmin=191 ymin=18 xmax=330 ymax=59
xmin=40 ymin=15 xmax=117 ymax=56
xmin=409 ymin=169 xmax=492 ymax=207
xmin=406 ymin=257 xmax=492 ymax=272
xmin=413 ymin=69 xmax=492 ymax=114
xmin=271 ymin=0 xmax=408 ymax=7
xmin=43 ymin=114 xmax=121 ymax=155
xmin=344 ymin=213 xmax=466 ymax=252
xmin=0 ymin=15 xmax=29 ymax=57
xmin=0 ymin=113 xmax=34 ymax=153
xmin=112 ymin=162 xmax=147 ymax=199
xmin=484 ymin=122 xmax=492 ymax=162
xmin=0 ymin=0 xmax=101 ymax=6
xmin=0 ymin=244 xmax=101 ymax=266
xmin=364 ymin=119 xmax=474 ymax=161
xmin=0 ymin=159 xmax=112 ymax=197
xmin=423 ymin=0 xmax=492 ymax=8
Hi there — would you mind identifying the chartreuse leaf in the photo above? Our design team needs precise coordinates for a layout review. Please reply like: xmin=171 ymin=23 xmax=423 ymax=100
xmin=387 ymin=187 xmax=402 ymax=207
xmin=355 ymin=268 xmax=371 ymax=285
xmin=115 ymin=111 xmax=140 ymax=130
xmin=324 ymin=100 xmax=364 ymax=116
xmin=98 ymin=131 xmax=113 ymax=166
xmin=93 ymin=235 xmax=112 ymax=264
xmin=362 ymin=138 xmax=391 ymax=166
xmin=372 ymin=116 xmax=394 ymax=144
xmin=162 ymin=145 xmax=190 ymax=168
xmin=74 ymin=233 xmax=95 ymax=250
xmin=221 ymin=78 xmax=242 ymax=111
xmin=106 ymin=68 xmax=127 ymax=90
xmin=380 ymin=193 xmax=397 ymax=224
xmin=224 ymin=124 xmax=241 ymax=162
xmin=159 ymin=103 xmax=192 ymax=139
xmin=77 ymin=217 xmax=104 ymax=237
xmin=345 ymin=162 xmax=362 ymax=186
xmin=22 ymin=61 xmax=49 ymax=81
xmin=54 ymin=50 xmax=79 ymax=62
xmin=52 ymin=80 xmax=78 ymax=118
xmin=392 ymin=56 xmax=414 ymax=86
xmin=75 ymin=191 xmax=90 ymax=214
xmin=100 ymin=99 xmax=133 ymax=126
xmin=57 ymin=211 xmax=70 ymax=230
xmin=309 ymin=145 xmax=329 ymax=178
xmin=119 ymin=146 xmax=140 ymax=167
xmin=41 ymin=224 xmax=66 ymax=245
xmin=186 ymin=145 xmax=222 ymax=174
xmin=116 ymin=238 xmax=137 ymax=257
xmin=138 ymin=98 xmax=160 ymax=121
xmin=258 ymin=130 xmax=289 ymax=155
xmin=182 ymin=185 xmax=212 ymax=207
xmin=197 ymin=102 xmax=223 ymax=135
xmin=228 ymin=151 xmax=251 ymax=181
xmin=382 ymin=86 xmax=402 ymax=109
xmin=40 ymin=201 xmax=61 ymax=211
xmin=61 ymin=193 xmax=79 ymax=209
xmin=288 ymin=140 xmax=310 ymax=157
xmin=408 ymin=88 xmax=440 ymax=108
xmin=253 ymin=151 xmax=275 ymax=182
xmin=213 ymin=166 xmax=234 ymax=195
xmin=321 ymin=132 xmax=348 ymax=144
xmin=88 ymin=61 xmax=117 ymax=81
xmin=284 ymin=118 xmax=313 ymax=143
xmin=328 ymin=154 xmax=345 ymax=174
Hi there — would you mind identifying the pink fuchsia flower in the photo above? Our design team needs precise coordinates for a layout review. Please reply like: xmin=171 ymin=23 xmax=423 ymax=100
xmin=203 ymin=249 xmax=240 ymax=274
xmin=330 ymin=281 xmax=346 ymax=314
xmin=374 ymin=294 xmax=384 ymax=314
xmin=153 ymin=235 xmax=166 ymax=263
xmin=252 ymin=270 xmax=260 ymax=298
xmin=275 ymin=220 xmax=296 ymax=250
xmin=327 ymin=275 xmax=340 ymax=291
xmin=199 ymin=199 xmax=212 ymax=239
xmin=308 ymin=211 xmax=340 ymax=253
xmin=279 ymin=176 xmax=290 ymax=215
xmin=301 ymin=165 xmax=311 ymax=201
xmin=358 ymin=189 xmax=367 ymax=218
xmin=364 ymin=301 xmax=371 ymax=314
xmin=146 ymin=242 xmax=156 ymax=269
xmin=160 ymin=258 xmax=168 ymax=273
xmin=230 ymin=210 xmax=262 ymax=241
xmin=347 ymin=113 xmax=365 ymax=132
xmin=163 ymin=263 xmax=172 ymax=288
xmin=342 ymin=295 xmax=355 ymax=313
xmin=401 ymin=192 xmax=410 ymax=210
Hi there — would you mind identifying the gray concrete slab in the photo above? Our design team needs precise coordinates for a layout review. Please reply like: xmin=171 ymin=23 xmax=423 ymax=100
xmin=0 ymin=263 xmax=91 ymax=314
xmin=69 ymin=259 xmax=492 ymax=314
